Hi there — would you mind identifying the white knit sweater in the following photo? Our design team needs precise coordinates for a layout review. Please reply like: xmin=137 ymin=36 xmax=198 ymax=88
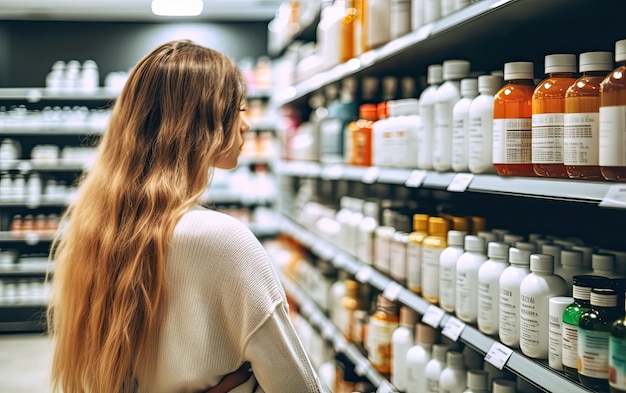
xmin=141 ymin=206 xmax=322 ymax=393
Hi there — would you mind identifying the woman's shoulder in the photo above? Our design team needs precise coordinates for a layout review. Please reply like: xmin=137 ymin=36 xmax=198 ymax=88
xmin=174 ymin=206 xmax=249 ymax=239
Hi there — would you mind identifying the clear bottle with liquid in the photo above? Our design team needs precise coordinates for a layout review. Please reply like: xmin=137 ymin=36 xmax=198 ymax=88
xmin=407 ymin=213 xmax=430 ymax=294
xmin=349 ymin=103 xmax=377 ymax=166
xmin=421 ymin=216 xmax=449 ymax=304
xmin=340 ymin=0 xmax=358 ymax=63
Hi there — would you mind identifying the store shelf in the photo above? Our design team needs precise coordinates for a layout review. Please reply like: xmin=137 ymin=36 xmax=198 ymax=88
xmin=0 ymin=87 xmax=118 ymax=102
xmin=0 ymin=232 xmax=55 ymax=244
xmin=0 ymin=126 xmax=104 ymax=136
xmin=0 ymin=303 xmax=47 ymax=332
xmin=279 ymin=215 xmax=594 ymax=393
xmin=0 ymin=259 xmax=51 ymax=278
xmin=0 ymin=198 xmax=70 ymax=208
xmin=1 ymin=159 xmax=89 ymax=172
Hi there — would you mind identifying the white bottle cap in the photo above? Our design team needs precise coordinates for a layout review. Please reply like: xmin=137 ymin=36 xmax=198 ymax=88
xmin=363 ymin=201 xmax=378 ymax=218
xmin=550 ymin=296 xmax=574 ymax=316
xmin=541 ymin=243 xmax=563 ymax=265
xmin=340 ymin=196 xmax=352 ymax=208
xmin=432 ymin=343 xmax=449 ymax=363
xmin=572 ymin=245 xmax=593 ymax=268
xmin=515 ymin=241 xmax=536 ymax=253
xmin=442 ymin=60 xmax=471 ymax=81
xmin=615 ymin=39 xmax=626 ymax=62
xmin=530 ymin=253 xmax=555 ymax=273
xmin=503 ymin=234 xmax=524 ymax=245
xmin=488 ymin=241 xmax=510 ymax=260
xmin=427 ymin=64 xmax=443 ymax=85
xmin=579 ymin=51 xmax=614 ymax=72
xmin=544 ymin=54 xmax=577 ymax=74
xmin=592 ymin=253 xmax=616 ymax=272
xmin=561 ymin=249 xmax=583 ymax=268
xmin=386 ymin=100 xmax=399 ymax=117
xmin=416 ymin=322 xmax=438 ymax=345
xmin=493 ymin=379 xmax=517 ymax=393
xmin=446 ymin=351 xmax=464 ymax=369
xmin=477 ymin=231 xmax=498 ymax=243
xmin=447 ymin=230 xmax=467 ymax=247
xmin=464 ymin=235 xmax=485 ymax=253
xmin=460 ymin=78 xmax=478 ymax=97
xmin=478 ymin=74 xmax=502 ymax=94
xmin=467 ymin=369 xmax=489 ymax=390
xmin=509 ymin=247 xmax=532 ymax=266
xmin=504 ymin=61 xmax=534 ymax=80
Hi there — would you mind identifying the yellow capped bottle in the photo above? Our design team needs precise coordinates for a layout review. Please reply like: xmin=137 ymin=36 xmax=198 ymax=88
xmin=421 ymin=217 xmax=449 ymax=304
xmin=407 ymin=213 xmax=429 ymax=294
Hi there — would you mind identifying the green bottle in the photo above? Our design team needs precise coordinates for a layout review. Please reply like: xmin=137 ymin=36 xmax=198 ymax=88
xmin=610 ymin=282 xmax=626 ymax=393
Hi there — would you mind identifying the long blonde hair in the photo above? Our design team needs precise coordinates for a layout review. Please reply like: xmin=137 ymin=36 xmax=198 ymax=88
xmin=47 ymin=40 xmax=247 ymax=393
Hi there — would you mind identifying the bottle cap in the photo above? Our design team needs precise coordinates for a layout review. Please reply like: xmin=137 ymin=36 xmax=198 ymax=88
xmin=428 ymin=217 xmax=449 ymax=236
xmin=488 ymin=242 xmax=510 ymax=260
xmin=427 ymin=64 xmax=443 ymax=85
xmin=550 ymin=296 xmax=574 ymax=317
xmin=363 ymin=201 xmax=379 ymax=219
xmin=400 ymin=306 xmax=418 ymax=327
xmin=561 ymin=249 xmax=583 ymax=268
xmin=493 ymin=379 xmax=517 ymax=393
xmin=615 ymin=39 xmax=626 ymax=63
xmin=442 ymin=60 xmax=471 ymax=81
xmin=553 ymin=238 xmax=576 ymax=249
xmin=467 ymin=369 xmax=489 ymax=390
xmin=377 ymin=293 xmax=397 ymax=309
xmin=592 ymin=253 xmax=616 ymax=272
xmin=464 ymin=235 xmax=486 ymax=253
xmin=460 ymin=78 xmax=478 ymax=97
xmin=504 ymin=61 xmax=534 ymax=80
xmin=447 ymin=230 xmax=467 ymax=247
xmin=572 ymin=275 xmax=609 ymax=300
xmin=469 ymin=216 xmax=486 ymax=234
xmin=509 ymin=247 xmax=532 ymax=266
xmin=590 ymin=288 xmax=617 ymax=308
xmin=432 ymin=343 xmax=449 ymax=363
xmin=415 ymin=322 xmax=438 ymax=345
xmin=450 ymin=216 xmax=469 ymax=231
xmin=478 ymin=74 xmax=502 ymax=94
xmin=477 ymin=231 xmax=498 ymax=243
xmin=413 ymin=213 xmax=429 ymax=231
xmin=382 ymin=76 xmax=398 ymax=100
xmin=541 ymin=243 xmax=563 ymax=265
xmin=344 ymin=279 xmax=359 ymax=297
xmin=359 ymin=104 xmax=377 ymax=121
xmin=492 ymin=228 xmax=511 ymax=240
xmin=503 ymin=234 xmax=524 ymax=245
xmin=544 ymin=54 xmax=577 ymax=74
xmin=382 ymin=209 xmax=395 ymax=227
xmin=572 ymin=245 xmax=593 ymax=269
xmin=579 ymin=51 xmax=614 ymax=72
xmin=530 ymin=254 xmax=555 ymax=273
xmin=446 ymin=351 xmax=464 ymax=369
xmin=515 ymin=241 xmax=536 ymax=253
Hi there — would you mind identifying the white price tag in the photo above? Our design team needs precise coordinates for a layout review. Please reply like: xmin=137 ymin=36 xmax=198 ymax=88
xmin=24 ymin=232 xmax=40 ymax=246
xmin=415 ymin=22 xmax=434 ymax=41
xmin=600 ymin=185 xmax=626 ymax=208
xmin=333 ymin=254 xmax=348 ymax=269
xmin=321 ymin=164 xmax=343 ymax=180
xmin=484 ymin=342 xmax=514 ymax=370
xmin=322 ymin=324 xmax=335 ymax=340
xmin=405 ymin=170 xmax=427 ymax=188
xmin=362 ymin=166 xmax=380 ymax=184
xmin=355 ymin=359 xmax=370 ymax=376
xmin=422 ymin=305 xmax=445 ymax=328
xmin=441 ymin=316 xmax=466 ymax=342
xmin=355 ymin=265 xmax=374 ymax=283
xmin=383 ymin=281 xmax=403 ymax=301
xmin=333 ymin=338 xmax=347 ymax=353
xmin=447 ymin=173 xmax=474 ymax=192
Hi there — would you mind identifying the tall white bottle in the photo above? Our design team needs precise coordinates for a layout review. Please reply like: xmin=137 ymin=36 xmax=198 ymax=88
xmin=392 ymin=306 xmax=418 ymax=391
xmin=463 ymin=369 xmax=490 ymax=393
xmin=560 ymin=249 xmax=588 ymax=292
xmin=439 ymin=351 xmax=467 ymax=393
xmin=439 ymin=230 xmax=467 ymax=313
xmin=424 ymin=343 xmax=449 ymax=393
xmin=477 ymin=241 xmax=511 ymax=335
xmin=356 ymin=201 xmax=379 ymax=265
xmin=592 ymin=253 xmax=619 ymax=278
xmin=423 ymin=0 xmax=441 ymax=24
xmin=456 ymin=235 xmax=487 ymax=323
xmin=452 ymin=78 xmax=479 ymax=172
xmin=433 ymin=59 xmax=471 ymax=172
xmin=499 ymin=247 xmax=532 ymax=348
xmin=519 ymin=254 xmax=568 ymax=359
xmin=418 ymin=64 xmax=443 ymax=170
xmin=406 ymin=322 xmax=438 ymax=393
xmin=468 ymin=74 xmax=502 ymax=174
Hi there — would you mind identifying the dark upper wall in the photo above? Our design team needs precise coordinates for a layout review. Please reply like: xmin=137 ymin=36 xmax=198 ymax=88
xmin=0 ymin=20 xmax=268 ymax=87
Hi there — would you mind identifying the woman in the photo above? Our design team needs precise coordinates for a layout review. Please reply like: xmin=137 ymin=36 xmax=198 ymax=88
xmin=48 ymin=40 xmax=323 ymax=393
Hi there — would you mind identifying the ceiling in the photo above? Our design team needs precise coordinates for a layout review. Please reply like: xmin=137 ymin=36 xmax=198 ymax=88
xmin=0 ymin=0 xmax=284 ymax=21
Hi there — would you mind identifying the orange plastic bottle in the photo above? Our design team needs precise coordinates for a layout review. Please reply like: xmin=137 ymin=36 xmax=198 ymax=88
xmin=340 ymin=0 xmax=358 ymax=63
xmin=532 ymin=54 xmax=578 ymax=178
xmin=493 ymin=62 xmax=536 ymax=176
xmin=349 ymin=104 xmax=377 ymax=166
xmin=564 ymin=51 xmax=614 ymax=180
xmin=600 ymin=39 xmax=626 ymax=181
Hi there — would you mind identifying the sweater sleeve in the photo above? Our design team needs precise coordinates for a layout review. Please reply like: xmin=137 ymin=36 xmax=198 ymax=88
xmin=244 ymin=302 xmax=323 ymax=393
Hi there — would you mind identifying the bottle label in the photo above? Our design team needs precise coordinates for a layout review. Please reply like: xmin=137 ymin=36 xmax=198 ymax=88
xmin=599 ymin=106 xmax=626 ymax=166
xmin=439 ymin=264 xmax=456 ymax=312
xmin=610 ymin=334 xmax=626 ymax=390
xmin=422 ymin=247 xmax=444 ymax=302
xmin=375 ymin=231 xmax=392 ymax=273
xmin=532 ymin=113 xmax=565 ymax=164
xmin=456 ymin=268 xmax=475 ymax=321
xmin=468 ymin=103 xmax=494 ymax=172
xmin=519 ymin=294 xmax=542 ymax=351
xmin=452 ymin=112 xmax=469 ymax=170
xmin=562 ymin=322 xmax=579 ymax=369
xmin=433 ymin=99 xmax=455 ymax=170
xmin=493 ymin=118 xmax=532 ymax=164
xmin=499 ymin=286 xmax=519 ymax=345
xmin=390 ymin=240 xmax=408 ymax=281
xmin=320 ymin=118 xmax=344 ymax=158
xmin=564 ymin=112 xmax=599 ymax=165
xmin=406 ymin=242 xmax=422 ymax=292
xmin=549 ymin=313 xmax=563 ymax=367
xmin=367 ymin=317 xmax=398 ymax=370
xmin=418 ymin=102 xmax=435 ymax=169
xmin=478 ymin=281 xmax=497 ymax=334
xmin=356 ymin=228 xmax=375 ymax=265
xmin=578 ymin=328 xmax=610 ymax=379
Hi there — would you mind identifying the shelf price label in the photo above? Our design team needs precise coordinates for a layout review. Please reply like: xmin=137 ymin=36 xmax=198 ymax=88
xmin=355 ymin=265 xmax=374 ymax=283
xmin=422 ymin=305 xmax=445 ymax=328
xmin=355 ymin=359 xmax=370 ymax=376
xmin=362 ymin=166 xmax=380 ymax=184
xmin=405 ymin=169 xmax=427 ymax=188
xmin=333 ymin=254 xmax=349 ymax=269
xmin=321 ymin=164 xmax=343 ymax=180
xmin=484 ymin=342 xmax=514 ymax=370
xmin=321 ymin=324 xmax=335 ymax=340
xmin=441 ymin=316 xmax=466 ymax=342
xmin=333 ymin=337 xmax=347 ymax=353
xmin=383 ymin=281 xmax=404 ymax=301
xmin=600 ymin=185 xmax=626 ymax=209
xmin=447 ymin=173 xmax=474 ymax=192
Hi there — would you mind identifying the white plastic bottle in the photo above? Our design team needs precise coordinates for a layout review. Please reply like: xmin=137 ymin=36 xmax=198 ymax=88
xmin=392 ymin=306 xmax=418 ymax=391
xmin=390 ymin=0 xmax=411 ymax=39
xmin=519 ymin=254 xmax=569 ymax=359
xmin=439 ymin=351 xmax=467 ymax=393
xmin=406 ymin=322 xmax=438 ymax=393
xmin=477 ymin=241 xmax=510 ymax=335
xmin=423 ymin=0 xmax=441 ymax=24
xmin=418 ymin=64 xmax=443 ymax=170
xmin=373 ymin=100 xmax=396 ymax=168
xmin=541 ymin=243 xmax=563 ymax=277
xmin=439 ymin=230 xmax=467 ymax=313
xmin=424 ymin=343 xmax=449 ymax=393
xmin=374 ymin=208 xmax=396 ymax=274
xmin=346 ymin=198 xmax=365 ymax=257
xmin=396 ymin=98 xmax=421 ymax=168
xmin=592 ymin=252 xmax=619 ymax=278
xmin=492 ymin=379 xmax=517 ymax=393
xmin=411 ymin=0 xmax=424 ymax=31
xmin=468 ymin=74 xmax=501 ymax=174
xmin=463 ymin=369 xmax=490 ymax=393
xmin=499 ymin=247 xmax=532 ymax=348
xmin=366 ymin=0 xmax=391 ymax=51
xmin=452 ymin=78 xmax=479 ymax=172
xmin=572 ymin=245 xmax=594 ymax=271
xmin=548 ymin=296 xmax=574 ymax=371
xmin=559 ymin=249 xmax=588 ymax=292
xmin=433 ymin=59 xmax=471 ymax=172
xmin=456 ymin=235 xmax=487 ymax=323
xmin=356 ymin=201 xmax=379 ymax=265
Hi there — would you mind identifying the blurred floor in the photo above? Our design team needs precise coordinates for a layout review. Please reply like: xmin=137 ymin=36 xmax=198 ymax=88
xmin=0 ymin=333 xmax=53 ymax=393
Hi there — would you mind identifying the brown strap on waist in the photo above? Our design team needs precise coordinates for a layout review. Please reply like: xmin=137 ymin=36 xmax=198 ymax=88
xmin=202 ymin=362 xmax=253 ymax=393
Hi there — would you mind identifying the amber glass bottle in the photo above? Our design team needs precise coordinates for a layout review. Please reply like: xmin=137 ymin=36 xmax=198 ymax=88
xmin=349 ymin=104 xmax=377 ymax=166
xmin=366 ymin=294 xmax=399 ymax=376
xmin=493 ymin=62 xmax=536 ymax=176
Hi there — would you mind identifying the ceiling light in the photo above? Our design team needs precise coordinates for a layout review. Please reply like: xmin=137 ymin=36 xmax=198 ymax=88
xmin=151 ymin=0 xmax=204 ymax=16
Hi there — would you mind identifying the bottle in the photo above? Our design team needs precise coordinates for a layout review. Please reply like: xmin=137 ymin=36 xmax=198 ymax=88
xmin=600 ymin=39 xmax=626 ymax=181
xmin=464 ymin=369 xmax=490 ymax=393
xmin=433 ymin=59 xmax=471 ymax=172
xmin=493 ymin=62 xmax=536 ymax=177
xmin=411 ymin=0 xmax=424 ymax=31
xmin=338 ymin=279 xmax=361 ymax=340
xmin=349 ymin=103 xmax=377 ymax=166
xmin=336 ymin=196 xmax=355 ymax=253
xmin=418 ymin=64 xmax=443 ymax=170
xmin=321 ymin=78 xmax=359 ymax=164
xmin=346 ymin=198 xmax=365 ymax=256
xmin=519 ymin=254 xmax=568 ymax=359
xmin=391 ymin=306 xmax=419 ymax=391
xmin=390 ymin=228 xmax=410 ymax=285
xmin=422 ymin=216 xmax=450 ymax=304
xmin=356 ymin=201 xmax=379 ymax=265
xmin=340 ymin=0 xmax=358 ymax=63
xmin=329 ymin=271 xmax=349 ymax=327
xmin=560 ymin=249 xmax=589 ymax=292
xmin=396 ymin=98 xmax=421 ymax=168
xmin=492 ymin=379 xmax=517 ymax=393
xmin=407 ymin=213 xmax=429 ymax=294
xmin=579 ymin=288 xmax=622 ymax=392
xmin=548 ymin=296 xmax=574 ymax=371
xmin=424 ymin=343 xmax=449 ymax=393
xmin=405 ymin=322 xmax=438 ymax=393
xmin=374 ymin=207 xmax=396 ymax=274
xmin=456 ymin=235 xmax=487 ymax=323
xmin=363 ymin=0 xmax=391 ymax=52
xmin=593 ymin=253 xmax=620 ymax=279
xmin=439 ymin=351 xmax=467 ymax=393
xmin=468 ymin=75 xmax=502 ymax=174
xmin=499 ymin=247 xmax=532 ymax=348
xmin=439 ymin=230 xmax=467 ymax=313
xmin=423 ymin=0 xmax=441 ymax=24
xmin=367 ymin=294 xmax=399 ymax=375
xmin=390 ymin=0 xmax=411 ymax=39
xmin=573 ymin=245 xmax=594 ymax=272
xmin=610 ymin=293 xmax=626 ymax=393
xmin=564 ymin=51 xmax=614 ymax=179
xmin=542 ymin=243 xmax=564 ymax=277
xmin=452 ymin=78 xmax=479 ymax=172
xmin=532 ymin=54 xmax=578 ymax=178
xmin=478 ymin=242 xmax=511 ymax=336
xmin=503 ymin=234 xmax=524 ymax=246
